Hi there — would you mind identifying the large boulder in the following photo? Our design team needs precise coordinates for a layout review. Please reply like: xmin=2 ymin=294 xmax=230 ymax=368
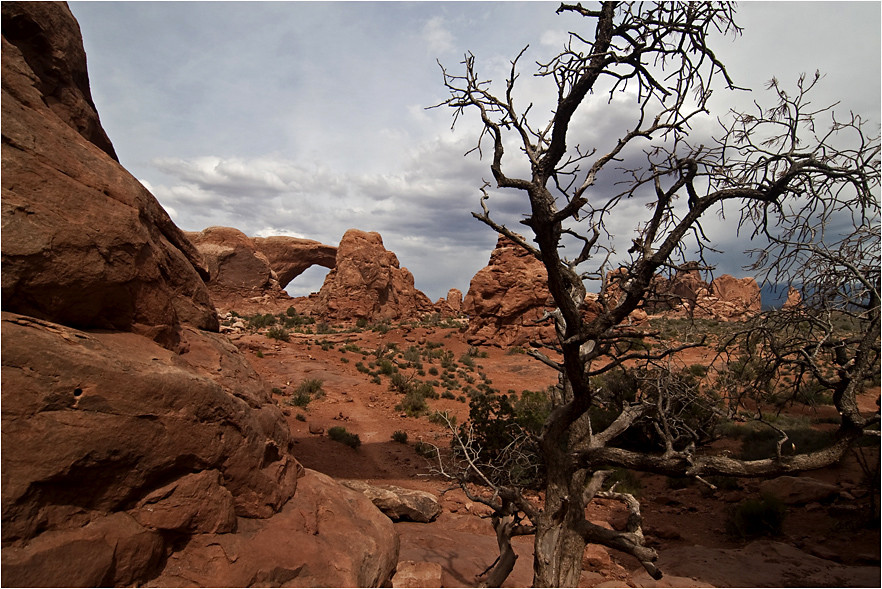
xmin=186 ymin=226 xmax=289 ymax=312
xmin=150 ymin=470 xmax=399 ymax=588
xmin=340 ymin=480 xmax=442 ymax=523
xmin=462 ymin=234 xmax=556 ymax=347
xmin=311 ymin=229 xmax=434 ymax=322
xmin=0 ymin=312 xmax=300 ymax=583
xmin=1 ymin=2 xmax=217 ymax=350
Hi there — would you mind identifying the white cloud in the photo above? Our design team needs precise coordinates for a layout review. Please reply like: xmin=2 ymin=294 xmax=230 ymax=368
xmin=422 ymin=16 xmax=455 ymax=55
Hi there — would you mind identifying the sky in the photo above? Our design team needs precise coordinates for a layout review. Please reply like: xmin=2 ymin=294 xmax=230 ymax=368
xmin=68 ymin=1 xmax=881 ymax=300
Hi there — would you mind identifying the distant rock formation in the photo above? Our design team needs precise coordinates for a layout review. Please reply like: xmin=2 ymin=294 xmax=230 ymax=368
xmin=607 ymin=264 xmax=761 ymax=322
xmin=0 ymin=4 xmax=397 ymax=586
xmin=187 ymin=226 xmax=284 ymax=296
xmin=1 ymin=1 xmax=217 ymax=351
xmin=463 ymin=234 xmax=556 ymax=347
xmin=311 ymin=229 xmax=434 ymax=321
xmin=185 ymin=227 xmax=337 ymax=313
xmin=253 ymin=234 xmax=336 ymax=286
xmin=782 ymin=286 xmax=803 ymax=310
xmin=436 ymin=288 xmax=464 ymax=317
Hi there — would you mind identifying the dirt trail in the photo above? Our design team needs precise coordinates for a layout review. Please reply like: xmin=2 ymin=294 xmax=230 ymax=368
xmin=230 ymin=323 xmax=880 ymax=588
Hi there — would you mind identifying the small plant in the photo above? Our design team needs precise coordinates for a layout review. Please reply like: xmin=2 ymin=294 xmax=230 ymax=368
xmin=726 ymin=494 xmax=786 ymax=538
xmin=604 ymin=467 xmax=642 ymax=497
xmin=428 ymin=410 xmax=456 ymax=427
xmin=391 ymin=430 xmax=409 ymax=444
xmin=328 ymin=426 xmax=361 ymax=449
xmin=414 ymin=441 xmax=438 ymax=459
xmin=255 ymin=349 xmax=264 ymax=358
xmin=288 ymin=378 xmax=325 ymax=407
xmin=266 ymin=326 xmax=290 ymax=342
xmin=295 ymin=413 xmax=306 ymax=422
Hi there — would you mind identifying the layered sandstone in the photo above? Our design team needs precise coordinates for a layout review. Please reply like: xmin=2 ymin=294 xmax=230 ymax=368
xmin=312 ymin=229 xmax=434 ymax=321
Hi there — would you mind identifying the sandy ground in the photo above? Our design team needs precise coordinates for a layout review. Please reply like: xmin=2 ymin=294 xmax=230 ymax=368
xmin=228 ymin=321 xmax=880 ymax=587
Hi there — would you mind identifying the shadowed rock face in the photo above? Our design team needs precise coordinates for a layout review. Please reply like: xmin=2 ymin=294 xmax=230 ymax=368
xmin=312 ymin=228 xmax=434 ymax=321
xmin=1 ymin=1 xmax=217 ymax=350
xmin=1 ymin=4 xmax=398 ymax=586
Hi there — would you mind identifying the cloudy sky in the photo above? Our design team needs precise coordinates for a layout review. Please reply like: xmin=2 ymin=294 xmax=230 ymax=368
xmin=68 ymin=1 xmax=880 ymax=300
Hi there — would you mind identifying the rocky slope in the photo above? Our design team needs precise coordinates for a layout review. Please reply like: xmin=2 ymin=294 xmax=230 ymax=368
xmin=0 ymin=3 xmax=397 ymax=586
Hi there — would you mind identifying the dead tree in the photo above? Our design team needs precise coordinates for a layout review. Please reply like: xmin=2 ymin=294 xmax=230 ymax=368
xmin=431 ymin=2 xmax=880 ymax=587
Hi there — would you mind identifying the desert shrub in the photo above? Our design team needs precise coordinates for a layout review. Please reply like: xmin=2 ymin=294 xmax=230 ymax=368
xmin=403 ymin=346 xmax=422 ymax=363
xmin=288 ymin=378 xmax=325 ymax=407
xmin=266 ymin=326 xmax=290 ymax=342
xmin=459 ymin=353 xmax=476 ymax=369
xmin=377 ymin=359 xmax=397 ymax=376
xmin=355 ymin=317 xmax=368 ymax=329
xmin=372 ymin=320 xmax=391 ymax=334
xmin=604 ymin=467 xmax=642 ymax=497
xmin=295 ymin=413 xmax=306 ymax=422
xmin=726 ymin=494 xmax=786 ymax=538
xmin=255 ymin=349 xmax=264 ymax=358
xmin=396 ymin=389 xmax=429 ymax=416
xmin=389 ymin=372 xmax=413 ymax=394
xmin=428 ymin=366 xmax=439 ymax=376
xmin=441 ymin=390 xmax=456 ymax=400
xmin=245 ymin=313 xmax=276 ymax=330
xmin=738 ymin=426 xmax=834 ymax=461
xmin=328 ymin=426 xmax=361 ymax=449
xmin=414 ymin=441 xmax=438 ymax=459
xmin=429 ymin=410 xmax=456 ymax=427
xmin=391 ymin=430 xmax=408 ymax=444
xmin=271 ymin=387 xmax=282 ymax=395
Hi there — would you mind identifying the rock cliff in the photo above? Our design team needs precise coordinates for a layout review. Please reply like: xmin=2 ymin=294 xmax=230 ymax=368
xmin=311 ymin=228 xmax=434 ymax=321
xmin=0 ymin=3 xmax=397 ymax=586
xmin=1 ymin=1 xmax=216 ymax=351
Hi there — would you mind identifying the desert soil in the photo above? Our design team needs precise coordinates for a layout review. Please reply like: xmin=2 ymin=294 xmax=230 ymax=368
xmin=227 ymin=321 xmax=880 ymax=588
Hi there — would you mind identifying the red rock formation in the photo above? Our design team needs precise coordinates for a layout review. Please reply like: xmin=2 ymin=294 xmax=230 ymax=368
xmin=607 ymin=265 xmax=761 ymax=322
xmin=1 ymin=1 xmax=216 ymax=350
xmin=312 ymin=229 xmax=434 ymax=321
xmin=0 ymin=4 xmax=398 ymax=586
xmin=702 ymin=274 xmax=761 ymax=320
xmin=783 ymin=286 xmax=802 ymax=310
xmin=186 ymin=226 xmax=288 ymax=311
xmin=253 ymin=234 xmax=337 ymax=287
xmin=462 ymin=234 xmax=556 ymax=347
xmin=436 ymin=288 xmax=464 ymax=317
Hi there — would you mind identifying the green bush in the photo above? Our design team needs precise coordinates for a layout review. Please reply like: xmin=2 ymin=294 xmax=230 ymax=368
xmin=288 ymin=378 xmax=325 ymax=407
xmin=266 ymin=326 xmax=290 ymax=342
xmin=428 ymin=410 xmax=456 ymax=427
xmin=391 ymin=430 xmax=408 ymax=444
xmin=726 ymin=494 xmax=786 ymax=538
xmin=738 ymin=427 xmax=834 ymax=460
xmin=328 ymin=426 xmax=361 ymax=449
xmin=414 ymin=441 xmax=438 ymax=459
xmin=247 ymin=313 xmax=277 ymax=329
xmin=396 ymin=389 xmax=428 ymax=416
